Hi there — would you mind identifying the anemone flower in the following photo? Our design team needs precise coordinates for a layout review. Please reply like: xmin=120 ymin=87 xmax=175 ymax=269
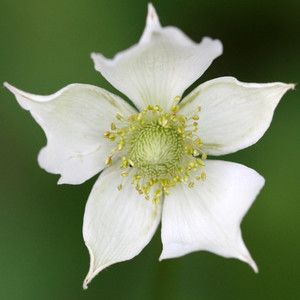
xmin=4 ymin=3 xmax=294 ymax=289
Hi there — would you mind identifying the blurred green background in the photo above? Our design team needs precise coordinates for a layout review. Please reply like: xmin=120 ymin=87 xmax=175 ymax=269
xmin=0 ymin=0 xmax=299 ymax=299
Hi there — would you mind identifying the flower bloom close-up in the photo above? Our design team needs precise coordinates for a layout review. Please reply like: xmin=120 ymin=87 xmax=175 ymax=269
xmin=4 ymin=3 xmax=294 ymax=289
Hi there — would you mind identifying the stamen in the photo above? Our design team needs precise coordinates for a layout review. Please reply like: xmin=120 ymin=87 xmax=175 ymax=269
xmin=173 ymin=95 xmax=181 ymax=102
xmin=104 ymin=104 xmax=207 ymax=202
xmin=105 ymin=156 xmax=112 ymax=166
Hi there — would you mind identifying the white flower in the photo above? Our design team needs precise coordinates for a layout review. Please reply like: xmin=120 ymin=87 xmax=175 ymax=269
xmin=4 ymin=3 xmax=294 ymax=289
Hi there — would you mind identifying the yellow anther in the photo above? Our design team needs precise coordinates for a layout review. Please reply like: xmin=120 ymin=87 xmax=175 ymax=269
xmin=117 ymin=139 xmax=125 ymax=150
xmin=148 ymin=179 xmax=155 ymax=186
xmin=177 ymin=127 xmax=184 ymax=134
xmin=188 ymin=182 xmax=194 ymax=188
xmin=158 ymin=116 xmax=168 ymax=127
xmin=201 ymin=172 xmax=206 ymax=180
xmin=134 ymin=174 xmax=141 ymax=180
xmin=104 ymin=131 xmax=111 ymax=138
xmin=154 ymin=105 xmax=162 ymax=112
xmin=171 ymin=105 xmax=179 ymax=113
xmin=111 ymin=123 xmax=117 ymax=130
xmin=154 ymin=189 xmax=162 ymax=196
xmin=177 ymin=115 xmax=187 ymax=123
xmin=104 ymin=131 xmax=116 ymax=141
xmin=117 ymin=184 xmax=123 ymax=191
xmin=201 ymin=153 xmax=207 ymax=160
xmin=184 ymin=145 xmax=193 ymax=155
xmin=192 ymin=115 xmax=199 ymax=121
xmin=188 ymin=162 xmax=196 ymax=170
xmin=174 ymin=175 xmax=181 ymax=183
xmin=137 ymin=113 xmax=143 ymax=121
xmin=153 ymin=197 xmax=160 ymax=204
xmin=195 ymin=138 xmax=202 ymax=146
xmin=193 ymin=149 xmax=200 ymax=156
xmin=160 ymin=179 xmax=169 ymax=187
xmin=174 ymin=95 xmax=181 ymax=102
xmin=120 ymin=157 xmax=128 ymax=168
xmin=116 ymin=112 xmax=124 ymax=120
xmin=196 ymin=158 xmax=205 ymax=166
xmin=105 ymin=156 xmax=112 ymax=166
xmin=121 ymin=172 xmax=129 ymax=177
xmin=128 ymin=159 xmax=134 ymax=167
xmin=170 ymin=115 xmax=178 ymax=122
xmin=142 ymin=185 xmax=149 ymax=194
xmin=116 ymin=128 xmax=126 ymax=136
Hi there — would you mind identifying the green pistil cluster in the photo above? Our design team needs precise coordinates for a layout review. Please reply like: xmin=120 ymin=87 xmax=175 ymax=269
xmin=104 ymin=103 xmax=207 ymax=203
xmin=128 ymin=122 xmax=184 ymax=177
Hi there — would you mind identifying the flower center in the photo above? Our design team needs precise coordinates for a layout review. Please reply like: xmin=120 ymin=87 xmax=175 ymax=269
xmin=127 ymin=122 xmax=184 ymax=177
xmin=104 ymin=102 xmax=207 ymax=202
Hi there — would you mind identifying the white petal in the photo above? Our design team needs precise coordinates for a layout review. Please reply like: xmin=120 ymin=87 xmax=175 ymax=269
xmin=160 ymin=160 xmax=265 ymax=272
xmin=91 ymin=4 xmax=222 ymax=111
xmin=83 ymin=163 xmax=162 ymax=289
xmin=4 ymin=82 xmax=135 ymax=184
xmin=180 ymin=77 xmax=294 ymax=155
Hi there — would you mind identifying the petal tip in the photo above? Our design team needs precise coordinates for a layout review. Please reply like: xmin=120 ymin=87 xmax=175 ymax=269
xmin=82 ymin=244 xmax=97 ymax=289
xmin=90 ymin=52 xmax=98 ymax=60
xmin=214 ymin=39 xmax=223 ymax=56
xmin=90 ymin=52 xmax=109 ymax=70
xmin=202 ymin=36 xmax=223 ymax=57
xmin=158 ymin=252 xmax=165 ymax=262
xmin=247 ymin=256 xmax=259 ymax=273
xmin=90 ymin=52 xmax=99 ymax=65
xmin=2 ymin=82 xmax=34 ymax=110
xmin=140 ymin=3 xmax=161 ymax=44
xmin=287 ymin=83 xmax=296 ymax=91
xmin=275 ymin=82 xmax=295 ymax=94
xmin=159 ymin=246 xmax=179 ymax=261
xmin=83 ymin=267 xmax=100 ymax=289
xmin=238 ymin=252 xmax=259 ymax=273
xmin=3 ymin=81 xmax=16 ymax=94
xmin=57 ymin=177 xmax=65 ymax=185
xmin=82 ymin=276 xmax=90 ymax=290
xmin=253 ymin=170 xmax=265 ymax=192
xmin=147 ymin=3 xmax=161 ymax=27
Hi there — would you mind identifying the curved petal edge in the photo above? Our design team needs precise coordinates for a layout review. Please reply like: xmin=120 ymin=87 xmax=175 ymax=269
xmin=91 ymin=4 xmax=222 ymax=111
xmin=4 ymin=82 xmax=135 ymax=184
xmin=160 ymin=160 xmax=265 ymax=272
xmin=179 ymin=77 xmax=295 ymax=155
xmin=82 ymin=163 xmax=162 ymax=288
